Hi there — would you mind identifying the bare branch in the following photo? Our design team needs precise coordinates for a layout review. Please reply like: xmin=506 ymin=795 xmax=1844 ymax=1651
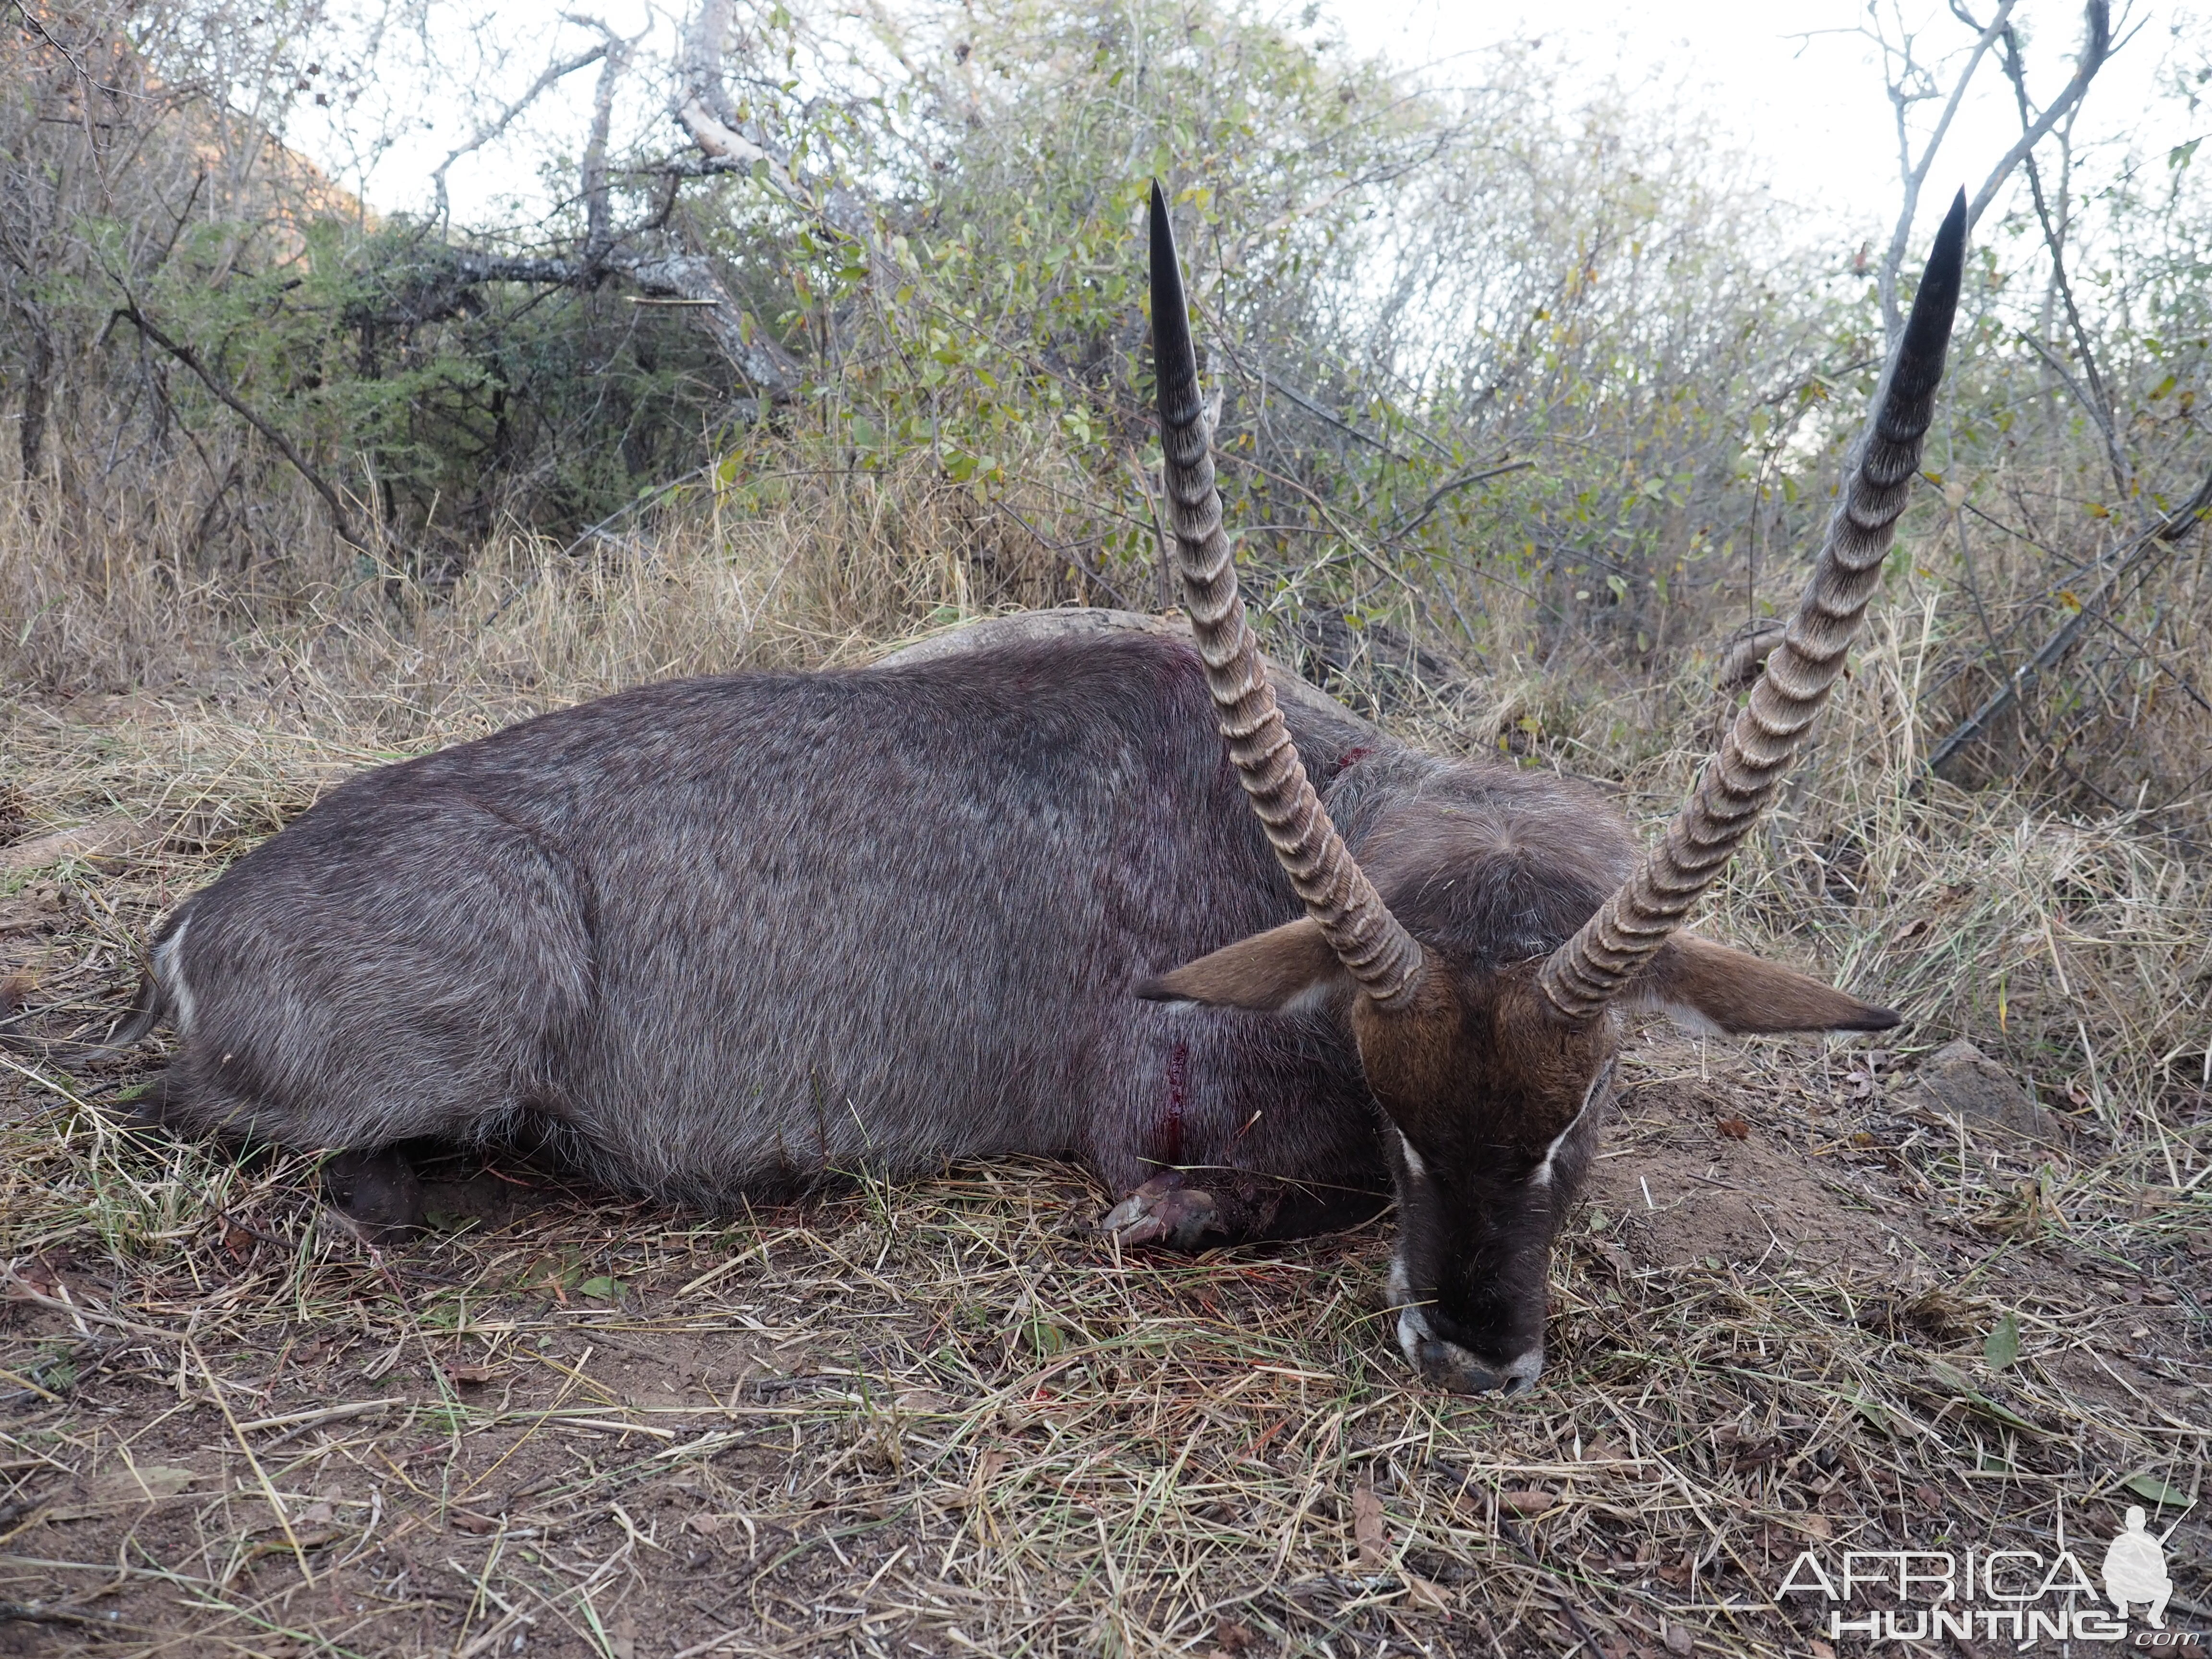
xmin=1964 ymin=1 xmax=2112 ymax=230
xmin=673 ymin=97 xmax=817 ymax=216
xmin=566 ymin=14 xmax=636 ymax=261
xmin=430 ymin=40 xmax=609 ymax=227
xmin=112 ymin=303 xmax=368 ymax=553
xmin=1995 ymin=11 xmax=2134 ymax=521
xmin=671 ymin=0 xmax=872 ymax=242
xmin=1927 ymin=464 xmax=2212 ymax=775
xmin=1875 ymin=0 xmax=2017 ymax=342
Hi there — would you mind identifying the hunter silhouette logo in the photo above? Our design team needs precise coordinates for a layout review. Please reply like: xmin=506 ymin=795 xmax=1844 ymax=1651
xmin=1775 ymin=1496 xmax=2200 ymax=1645
xmin=2103 ymin=1506 xmax=2176 ymax=1629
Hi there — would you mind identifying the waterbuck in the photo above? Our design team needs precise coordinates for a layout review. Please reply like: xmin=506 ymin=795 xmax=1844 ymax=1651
xmin=109 ymin=184 xmax=1963 ymax=1394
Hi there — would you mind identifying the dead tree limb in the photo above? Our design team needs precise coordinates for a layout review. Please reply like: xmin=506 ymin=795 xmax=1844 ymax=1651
xmin=1875 ymin=0 xmax=2018 ymax=343
xmin=1927 ymin=464 xmax=2212 ymax=777
xmin=112 ymin=302 xmax=370 ymax=553
xmin=430 ymin=40 xmax=609 ymax=228
xmin=565 ymin=13 xmax=637 ymax=261
xmin=1962 ymin=1 xmax=2112 ymax=232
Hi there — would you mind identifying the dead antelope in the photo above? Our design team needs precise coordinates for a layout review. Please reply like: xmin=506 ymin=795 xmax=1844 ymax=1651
xmin=109 ymin=182 xmax=1964 ymax=1394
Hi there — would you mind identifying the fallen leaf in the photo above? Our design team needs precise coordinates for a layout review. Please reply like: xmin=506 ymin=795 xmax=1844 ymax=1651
xmin=442 ymin=1363 xmax=496 ymax=1385
xmin=0 ymin=814 xmax=156 ymax=875
xmin=1984 ymin=1310 xmax=2021 ymax=1370
xmin=446 ymin=1510 xmax=498 ymax=1535
xmin=1352 ymin=1480 xmax=1387 ymax=1568
xmin=1716 ymin=1118 xmax=1750 ymax=1140
xmin=2122 ymin=1471 xmax=2191 ymax=1507
xmin=1924 ymin=1360 xmax=2040 ymax=1432
xmin=1405 ymin=1571 xmax=1451 ymax=1613
xmin=1720 ymin=1435 xmax=1783 ymax=1469
xmin=12 ymin=1254 xmax=64 ymax=1298
xmin=1210 ymin=1620 xmax=1258 ymax=1655
xmin=1663 ymin=1618 xmax=1695 ymax=1655
xmin=1794 ymin=1513 xmax=1833 ymax=1540
xmin=684 ymin=1512 xmax=725 ymax=1537
xmin=1498 ymin=1487 xmax=1556 ymax=1517
xmin=577 ymin=1275 xmax=624 ymax=1301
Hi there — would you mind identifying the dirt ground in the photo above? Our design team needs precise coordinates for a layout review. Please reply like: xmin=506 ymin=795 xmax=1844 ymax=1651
xmin=3 ymin=698 xmax=2209 ymax=1659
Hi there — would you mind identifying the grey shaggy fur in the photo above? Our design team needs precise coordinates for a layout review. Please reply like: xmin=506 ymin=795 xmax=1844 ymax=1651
xmin=139 ymin=625 xmax=1632 ymax=1230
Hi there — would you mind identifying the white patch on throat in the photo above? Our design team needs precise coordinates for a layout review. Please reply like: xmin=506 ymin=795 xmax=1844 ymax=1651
xmin=1396 ymin=1132 xmax=1427 ymax=1181
xmin=154 ymin=917 xmax=195 ymax=1037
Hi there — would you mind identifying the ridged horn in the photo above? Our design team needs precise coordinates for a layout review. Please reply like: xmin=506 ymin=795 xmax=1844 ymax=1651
xmin=1538 ymin=189 xmax=1969 ymax=1022
xmin=1148 ymin=181 xmax=1426 ymax=1011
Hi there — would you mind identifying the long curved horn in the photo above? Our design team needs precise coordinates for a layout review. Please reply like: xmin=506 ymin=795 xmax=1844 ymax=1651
xmin=1538 ymin=190 xmax=1969 ymax=1022
xmin=1148 ymin=181 xmax=1425 ymax=1011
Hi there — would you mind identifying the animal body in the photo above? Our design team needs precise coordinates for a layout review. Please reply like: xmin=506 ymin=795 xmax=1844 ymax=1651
xmin=112 ymin=183 xmax=1967 ymax=1395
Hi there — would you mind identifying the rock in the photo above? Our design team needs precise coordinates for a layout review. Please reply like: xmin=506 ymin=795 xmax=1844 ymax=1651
xmin=1896 ymin=1039 xmax=2065 ymax=1143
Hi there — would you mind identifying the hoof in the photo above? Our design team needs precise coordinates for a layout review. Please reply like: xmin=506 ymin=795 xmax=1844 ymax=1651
xmin=322 ymin=1148 xmax=424 ymax=1244
xmin=1100 ymin=1173 xmax=1223 ymax=1250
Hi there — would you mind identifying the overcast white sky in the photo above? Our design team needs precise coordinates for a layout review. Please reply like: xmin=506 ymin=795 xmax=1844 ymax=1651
xmin=1357 ymin=0 xmax=2191 ymax=243
xmin=302 ymin=1 xmax=2201 ymax=254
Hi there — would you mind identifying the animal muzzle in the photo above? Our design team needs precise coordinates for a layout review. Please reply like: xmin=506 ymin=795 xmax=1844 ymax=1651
xmin=1388 ymin=1260 xmax=1543 ymax=1394
xmin=1401 ymin=1320 xmax=1543 ymax=1396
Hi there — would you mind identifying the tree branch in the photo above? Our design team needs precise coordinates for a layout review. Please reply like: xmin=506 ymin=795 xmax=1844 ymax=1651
xmin=1964 ymin=1 xmax=2111 ymax=232
xmin=1877 ymin=0 xmax=2017 ymax=342
xmin=112 ymin=303 xmax=370 ymax=553
xmin=564 ymin=14 xmax=636 ymax=262
xmin=1928 ymin=463 xmax=2212 ymax=775
xmin=430 ymin=249 xmax=803 ymax=393
xmin=1996 ymin=15 xmax=2135 ymax=519
xmin=430 ymin=41 xmax=609 ymax=227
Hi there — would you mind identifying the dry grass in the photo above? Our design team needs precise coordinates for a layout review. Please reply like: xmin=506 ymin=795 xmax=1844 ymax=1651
xmin=3 ymin=484 xmax=2209 ymax=1656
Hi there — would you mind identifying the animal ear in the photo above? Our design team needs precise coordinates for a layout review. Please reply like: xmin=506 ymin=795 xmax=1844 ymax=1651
xmin=1136 ymin=918 xmax=1347 ymax=1011
xmin=1633 ymin=935 xmax=1901 ymax=1035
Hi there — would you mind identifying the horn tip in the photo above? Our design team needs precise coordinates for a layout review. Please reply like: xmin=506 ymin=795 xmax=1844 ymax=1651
xmin=1149 ymin=180 xmax=1192 ymax=392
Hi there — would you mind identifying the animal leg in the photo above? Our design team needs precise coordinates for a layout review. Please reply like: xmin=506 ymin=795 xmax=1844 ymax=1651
xmin=322 ymin=1148 xmax=425 ymax=1244
xmin=1100 ymin=1172 xmax=1227 ymax=1249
